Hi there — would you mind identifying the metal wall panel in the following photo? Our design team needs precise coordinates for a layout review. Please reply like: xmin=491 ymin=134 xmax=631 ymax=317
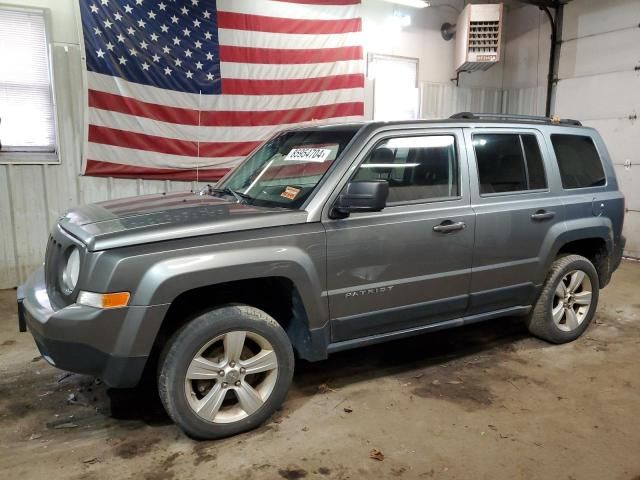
xmin=421 ymin=82 xmax=503 ymax=119
xmin=0 ymin=167 xmax=18 ymax=288
xmin=554 ymin=0 xmax=640 ymax=258
xmin=503 ymin=86 xmax=546 ymax=116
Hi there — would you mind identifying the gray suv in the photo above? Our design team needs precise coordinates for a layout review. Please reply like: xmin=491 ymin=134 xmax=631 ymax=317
xmin=18 ymin=113 xmax=625 ymax=439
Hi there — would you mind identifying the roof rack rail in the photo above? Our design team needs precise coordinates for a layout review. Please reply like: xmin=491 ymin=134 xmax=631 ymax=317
xmin=449 ymin=112 xmax=582 ymax=127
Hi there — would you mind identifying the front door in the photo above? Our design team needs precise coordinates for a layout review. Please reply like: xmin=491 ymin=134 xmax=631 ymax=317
xmin=324 ymin=129 xmax=475 ymax=342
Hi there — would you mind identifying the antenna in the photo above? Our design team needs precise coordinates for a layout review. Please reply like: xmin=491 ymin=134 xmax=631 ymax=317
xmin=196 ymin=89 xmax=202 ymax=186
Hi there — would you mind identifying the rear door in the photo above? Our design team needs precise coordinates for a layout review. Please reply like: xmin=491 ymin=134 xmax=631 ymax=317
xmin=324 ymin=128 xmax=475 ymax=342
xmin=464 ymin=127 xmax=566 ymax=315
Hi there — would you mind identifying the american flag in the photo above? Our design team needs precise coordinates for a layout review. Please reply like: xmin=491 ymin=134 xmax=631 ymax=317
xmin=80 ymin=0 xmax=364 ymax=181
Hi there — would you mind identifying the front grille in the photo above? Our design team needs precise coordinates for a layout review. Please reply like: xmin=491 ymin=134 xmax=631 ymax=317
xmin=44 ymin=224 xmax=82 ymax=310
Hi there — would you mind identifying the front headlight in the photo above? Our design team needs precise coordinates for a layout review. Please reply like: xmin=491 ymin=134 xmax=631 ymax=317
xmin=62 ymin=247 xmax=80 ymax=293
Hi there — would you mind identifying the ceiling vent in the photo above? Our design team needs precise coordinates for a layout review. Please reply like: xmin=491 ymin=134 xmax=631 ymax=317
xmin=455 ymin=3 xmax=503 ymax=72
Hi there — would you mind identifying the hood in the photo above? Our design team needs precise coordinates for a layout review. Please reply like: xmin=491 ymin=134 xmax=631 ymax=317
xmin=59 ymin=191 xmax=308 ymax=251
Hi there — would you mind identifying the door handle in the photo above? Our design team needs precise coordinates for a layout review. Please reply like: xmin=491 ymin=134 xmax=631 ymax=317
xmin=433 ymin=221 xmax=466 ymax=233
xmin=531 ymin=210 xmax=555 ymax=221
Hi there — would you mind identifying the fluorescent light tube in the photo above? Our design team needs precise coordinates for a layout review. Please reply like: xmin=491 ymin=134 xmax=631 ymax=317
xmin=382 ymin=0 xmax=430 ymax=8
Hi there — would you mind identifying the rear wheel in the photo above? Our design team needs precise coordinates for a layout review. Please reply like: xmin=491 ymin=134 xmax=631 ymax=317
xmin=158 ymin=305 xmax=294 ymax=439
xmin=526 ymin=254 xmax=599 ymax=343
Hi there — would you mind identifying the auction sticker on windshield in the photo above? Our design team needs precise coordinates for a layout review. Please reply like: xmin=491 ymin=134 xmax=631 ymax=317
xmin=284 ymin=148 xmax=332 ymax=162
xmin=281 ymin=186 xmax=301 ymax=200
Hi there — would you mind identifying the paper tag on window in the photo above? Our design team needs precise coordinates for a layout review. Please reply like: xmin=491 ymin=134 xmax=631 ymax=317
xmin=280 ymin=186 xmax=301 ymax=200
xmin=284 ymin=148 xmax=331 ymax=162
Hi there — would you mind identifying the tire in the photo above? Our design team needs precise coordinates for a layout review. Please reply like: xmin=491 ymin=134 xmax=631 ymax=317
xmin=158 ymin=304 xmax=294 ymax=440
xmin=525 ymin=254 xmax=599 ymax=344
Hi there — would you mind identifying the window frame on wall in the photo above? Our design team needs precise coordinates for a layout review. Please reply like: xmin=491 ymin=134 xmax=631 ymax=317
xmin=471 ymin=131 xmax=549 ymax=197
xmin=367 ymin=53 xmax=420 ymax=121
xmin=0 ymin=4 xmax=59 ymax=164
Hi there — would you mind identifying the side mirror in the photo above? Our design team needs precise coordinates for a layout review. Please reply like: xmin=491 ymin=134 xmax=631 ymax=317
xmin=331 ymin=180 xmax=389 ymax=218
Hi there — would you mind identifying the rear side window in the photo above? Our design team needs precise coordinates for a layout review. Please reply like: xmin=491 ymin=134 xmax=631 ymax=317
xmin=551 ymin=134 xmax=606 ymax=189
xmin=473 ymin=133 xmax=547 ymax=194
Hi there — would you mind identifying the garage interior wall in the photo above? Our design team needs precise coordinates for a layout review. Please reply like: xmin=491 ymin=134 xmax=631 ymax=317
xmin=0 ymin=0 xmax=636 ymax=289
xmin=553 ymin=0 xmax=640 ymax=259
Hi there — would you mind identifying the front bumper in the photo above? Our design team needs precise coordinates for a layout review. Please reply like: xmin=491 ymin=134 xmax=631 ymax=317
xmin=18 ymin=267 xmax=169 ymax=388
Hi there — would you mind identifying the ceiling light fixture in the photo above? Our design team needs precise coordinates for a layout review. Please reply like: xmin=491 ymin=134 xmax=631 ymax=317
xmin=382 ymin=0 xmax=430 ymax=8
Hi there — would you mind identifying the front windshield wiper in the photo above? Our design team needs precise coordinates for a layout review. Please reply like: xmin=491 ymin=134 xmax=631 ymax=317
xmin=201 ymin=185 xmax=253 ymax=203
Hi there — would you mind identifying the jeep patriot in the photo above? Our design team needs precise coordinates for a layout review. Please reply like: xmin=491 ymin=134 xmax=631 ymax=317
xmin=18 ymin=113 xmax=626 ymax=439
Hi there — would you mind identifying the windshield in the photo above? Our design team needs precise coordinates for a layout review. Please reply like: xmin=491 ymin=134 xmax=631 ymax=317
xmin=221 ymin=128 xmax=359 ymax=209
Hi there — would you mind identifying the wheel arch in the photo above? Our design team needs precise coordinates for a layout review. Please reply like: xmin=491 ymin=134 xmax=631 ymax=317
xmin=545 ymin=221 xmax=613 ymax=289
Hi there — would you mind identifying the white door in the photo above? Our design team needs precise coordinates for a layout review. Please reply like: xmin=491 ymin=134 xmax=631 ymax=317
xmin=368 ymin=54 xmax=420 ymax=121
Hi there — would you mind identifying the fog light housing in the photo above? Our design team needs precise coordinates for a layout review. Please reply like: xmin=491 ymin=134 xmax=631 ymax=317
xmin=77 ymin=291 xmax=130 ymax=309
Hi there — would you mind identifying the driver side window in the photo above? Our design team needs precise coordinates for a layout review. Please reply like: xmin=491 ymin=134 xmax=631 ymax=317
xmin=353 ymin=135 xmax=459 ymax=204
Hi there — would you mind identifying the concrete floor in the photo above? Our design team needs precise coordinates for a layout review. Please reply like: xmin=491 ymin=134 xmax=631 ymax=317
xmin=1 ymin=262 xmax=639 ymax=480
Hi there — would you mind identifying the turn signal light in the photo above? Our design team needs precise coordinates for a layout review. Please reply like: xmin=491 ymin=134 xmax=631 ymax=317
xmin=77 ymin=291 xmax=130 ymax=309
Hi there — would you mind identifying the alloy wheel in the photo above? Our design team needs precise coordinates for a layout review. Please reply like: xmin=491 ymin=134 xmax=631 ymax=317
xmin=551 ymin=269 xmax=593 ymax=332
xmin=184 ymin=330 xmax=278 ymax=423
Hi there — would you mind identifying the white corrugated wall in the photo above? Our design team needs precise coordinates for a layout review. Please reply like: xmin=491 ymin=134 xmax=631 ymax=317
xmin=421 ymin=82 xmax=503 ymax=119
xmin=553 ymin=0 xmax=640 ymax=258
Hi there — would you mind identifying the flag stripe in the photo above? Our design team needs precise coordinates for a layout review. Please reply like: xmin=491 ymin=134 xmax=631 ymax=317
xmin=89 ymin=90 xmax=197 ymax=125
xmin=204 ymin=103 xmax=364 ymax=125
xmin=89 ymin=108 xmax=363 ymax=148
xmin=89 ymin=90 xmax=364 ymax=126
xmin=217 ymin=29 xmax=360 ymax=51
xmin=86 ymin=142 xmax=245 ymax=169
xmin=88 ymin=107 xmax=280 ymax=142
xmin=89 ymin=106 xmax=362 ymax=143
xmin=219 ymin=45 xmax=362 ymax=64
xmin=217 ymin=11 xmax=360 ymax=35
xmin=85 ymin=159 xmax=226 ymax=181
xmin=217 ymin=0 xmax=358 ymax=20
xmin=222 ymin=73 xmax=364 ymax=95
xmin=274 ymin=0 xmax=361 ymax=5
xmin=89 ymin=125 xmax=262 ymax=157
xmin=220 ymin=59 xmax=363 ymax=79
xmin=88 ymin=72 xmax=364 ymax=111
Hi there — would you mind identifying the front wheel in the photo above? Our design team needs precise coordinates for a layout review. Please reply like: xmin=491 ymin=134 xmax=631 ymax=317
xmin=158 ymin=305 xmax=294 ymax=439
xmin=526 ymin=254 xmax=599 ymax=344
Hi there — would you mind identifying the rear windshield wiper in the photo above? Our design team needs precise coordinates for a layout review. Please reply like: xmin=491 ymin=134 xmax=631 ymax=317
xmin=206 ymin=186 xmax=253 ymax=203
